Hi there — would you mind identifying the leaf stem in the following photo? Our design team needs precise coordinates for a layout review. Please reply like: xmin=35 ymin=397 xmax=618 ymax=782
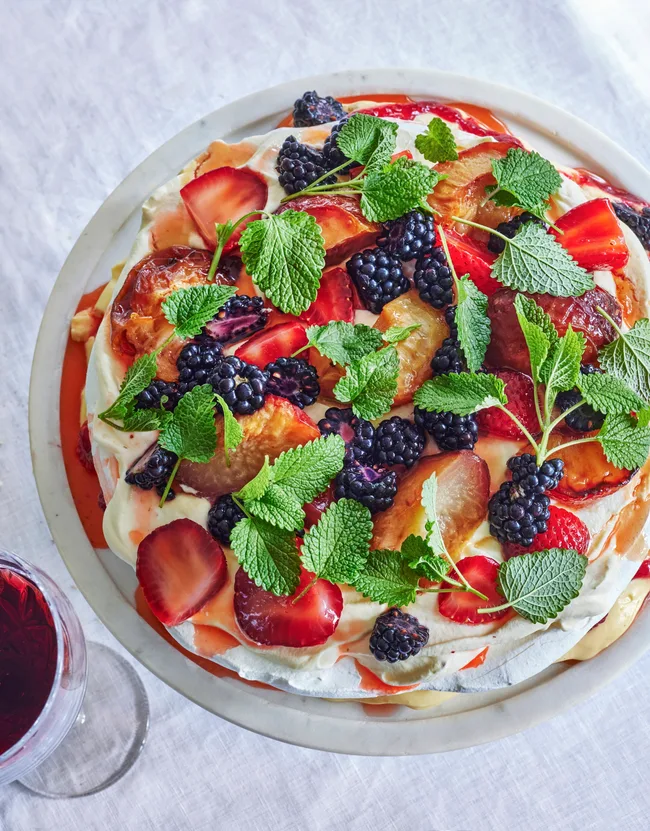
xmin=477 ymin=601 xmax=512 ymax=615
xmin=291 ymin=574 xmax=318 ymax=605
xmin=436 ymin=224 xmax=459 ymax=290
xmin=494 ymin=404 xmax=540 ymax=453
xmin=279 ymin=159 xmax=358 ymax=203
xmin=452 ymin=215 xmax=506 ymax=238
xmin=546 ymin=398 xmax=586 ymax=434
xmin=207 ymin=211 xmax=260 ymax=280
xmin=545 ymin=436 xmax=599 ymax=457
xmin=291 ymin=343 xmax=312 ymax=358
xmin=158 ymin=456 xmax=181 ymax=508
xmin=231 ymin=494 xmax=252 ymax=519
xmin=532 ymin=377 xmax=545 ymax=435
xmin=596 ymin=305 xmax=625 ymax=338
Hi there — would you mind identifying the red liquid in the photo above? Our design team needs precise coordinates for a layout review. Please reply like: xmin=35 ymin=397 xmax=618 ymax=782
xmin=0 ymin=569 xmax=58 ymax=755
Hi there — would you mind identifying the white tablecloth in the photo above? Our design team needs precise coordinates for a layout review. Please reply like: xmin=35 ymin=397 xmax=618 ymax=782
xmin=2 ymin=1 xmax=650 ymax=828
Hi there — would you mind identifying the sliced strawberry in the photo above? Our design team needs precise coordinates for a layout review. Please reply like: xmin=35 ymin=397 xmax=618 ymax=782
xmin=234 ymin=321 xmax=308 ymax=368
xmin=476 ymin=370 xmax=540 ymax=439
xmin=303 ymin=486 xmax=335 ymax=530
xmin=503 ymin=505 xmax=590 ymax=559
xmin=634 ymin=559 xmax=650 ymax=580
xmin=300 ymin=267 xmax=354 ymax=326
xmin=444 ymin=229 xmax=501 ymax=296
xmin=180 ymin=166 xmax=268 ymax=251
xmin=545 ymin=433 xmax=634 ymax=504
xmin=552 ymin=198 xmax=629 ymax=271
xmin=76 ymin=421 xmax=94 ymax=473
xmin=438 ymin=556 xmax=509 ymax=625
xmin=136 ymin=519 xmax=228 ymax=626
xmin=233 ymin=566 xmax=342 ymax=647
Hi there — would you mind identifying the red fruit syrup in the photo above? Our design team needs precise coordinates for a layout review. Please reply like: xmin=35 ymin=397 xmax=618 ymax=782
xmin=0 ymin=568 xmax=57 ymax=755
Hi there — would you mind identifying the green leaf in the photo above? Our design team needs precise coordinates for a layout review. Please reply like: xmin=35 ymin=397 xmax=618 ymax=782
xmin=514 ymin=294 xmax=558 ymax=382
xmin=335 ymin=113 xmax=398 ymax=171
xmin=230 ymin=517 xmax=301 ymax=596
xmin=493 ymin=548 xmax=588 ymax=624
xmin=382 ymin=323 xmax=422 ymax=344
xmin=157 ymin=384 xmax=217 ymax=463
xmin=413 ymin=372 xmax=507 ymax=417
xmin=492 ymin=222 xmax=594 ymax=297
xmin=576 ymin=373 xmax=646 ymax=415
xmin=420 ymin=474 xmax=447 ymax=558
xmin=270 ymin=434 xmax=346 ymax=507
xmin=414 ymin=117 xmax=458 ymax=163
xmin=334 ymin=346 xmax=400 ymax=420
xmin=539 ymin=326 xmax=585 ymax=397
xmin=488 ymin=148 xmax=563 ymax=213
xmin=236 ymin=456 xmax=272 ymax=502
xmin=361 ymin=157 xmax=439 ymax=223
xmin=121 ymin=403 xmax=171 ymax=433
xmin=161 ymin=284 xmax=237 ymax=340
xmin=215 ymin=394 xmax=244 ymax=464
xmin=240 ymin=210 xmax=326 ymax=315
xmin=301 ymin=499 xmax=373 ymax=584
xmin=637 ymin=408 xmax=650 ymax=428
xmin=305 ymin=322 xmax=384 ymax=367
xmin=598 ymin=318 xmax=650 ymax=401
xmin=401 ymin=534 xmax=449 ymax=582
xmin=454 ymin=276 xmax=490 ymax=372
xmin=99 ymin=351 xmax=158 ymax=422
xmin=246 ymin=486 xmax=304 ymax=531
xmin=597 ymin=413 xmax=650 ymax=470
xmin=354 ymin=549 xmax=421 ymax=607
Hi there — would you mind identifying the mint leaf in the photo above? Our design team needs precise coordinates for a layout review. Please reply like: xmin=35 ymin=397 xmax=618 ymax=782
xmin=215 ymin=394 xmax=243 ymax=464
xmin=236 ymin=457 xmax=272 ymax=502
xmin=354 ymin=549 xmax=420 ymax=607
xmin=488 ymin=149 xmax=563 ymax=214
xmin=230 ymin=517 xmax=300 ymax=596
xmin=539 ymin=326 xmax=585 ymax=397
xmin=576 ymin=372 xmax=646 ymax=415
xmin=597 ymin=413 xmax=650 ymax=470
xmin=414 ymin=117 xmax=458 ymax=163
xmin=246 ymin=486 xmax=304 ymax=532
xmin=382 ymin=323 xmax=422 ymax=344
xmin=420 ymin=473 xmax=448 ymax=558
xmin=514 ymin=294 xmax=558 ymax=382
xmin=492 ymin=222 xmax=594 ymax=297
xmin=305 ymin=322 xmax=384 ymax=367
xmin=401 ymin=534 xmax=449 ymax=582
xmin=413 ymin=372 xmax=507 ymax=417
xmin=158 ymin=384 xmax=217 ymax=463
xmin=598 ymin=318 xmax=650 ymax=401
xmin=301 ymin=499 xmax=373 ymax=584
xmin=455 ymin=276 xmax=490 ymax=372
xmin=240 ymin=210 xmax=325 ymax=315
xmin=99 ymin=351 xmax=158 ymax=422
xmin=270 ymin=434 xmax=346 ymax=506
xmin=334 ymin=346 xmax=400 ymax=420
xmin=336 ymin=114 xmax=398 ymax=172
xmin=491 ymin=548 xmax=588 ymax=624
xmin=121 ymin=403 xmax=170 ymax=433
xmin=361 ymin=157 xmax=439 ymax=223
xmin=162 ymin=284 xmax=237 ymax=340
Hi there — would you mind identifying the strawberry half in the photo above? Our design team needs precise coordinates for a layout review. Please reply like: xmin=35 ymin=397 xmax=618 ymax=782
xmin=303 ymin=486 xmax=335 ymax=530
xmin=136 ymin=519 xmax=228 ymax=626
xmin=634 ymin=559 xmax=650 ymax=580
xmin=444 ymin=229 xmax=501 ymax=296
xmin=503 ymin=505 xmax=590 ymax=559
xmin=234 ymin=321 xmax=308 ymax=368
xmin=233 ymin=567 xmax=342 ymax=647
xmin=300 ymin=267 xmax=354 ymax=326
xmin=438 ymin=556 xmax=509 ymax=625
xmin=476 ymin=369 xmax=540 ymax=439
xmin=552 ymin=198 xmax=629 ymax=271
xmin=180 ymin=166 xmax=268 ymax=251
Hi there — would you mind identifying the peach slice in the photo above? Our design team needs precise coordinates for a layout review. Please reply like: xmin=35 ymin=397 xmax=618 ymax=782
xmin=372 ymin=451 xmax=490 ymax=557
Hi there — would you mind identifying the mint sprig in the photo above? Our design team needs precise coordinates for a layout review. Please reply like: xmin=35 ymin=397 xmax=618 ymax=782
xmin=382 ymin=323 xmax=422 ymax=344
xmin=215 ymin=394 xmax=243 ymax=466
xmin=361 ymin=157 xmax=439 ymax=223
xmin=335 ymin=113 xmax=398 ymax=172
xmin=414 ymin=117 xmax=458 ymax=164
xmin=230 ymin=517 xmax=301 ymax=596
xmin=301 ymin=322 xmax=384 ymax=367
xmin=354 ymin=549 xmax=421 ymax=607
xmin=414 ymin=372 xmax=507 ymax=417
xmin=333 ymin=345 xmax=400 ymax=420
xmin=597 ymin=413 xmax=650 ymax=470
xmin=598 ymin=315 xmax=650 ymax=401
xmin=99 ymin=351 xmax=159 ymax=424
xmin=161 ymin=284 xmax=236 ymax=340
xmin=400 ymin=534 xmax=449 ymax=583
xmin=485 ymin=148 xmax=563 ymax=217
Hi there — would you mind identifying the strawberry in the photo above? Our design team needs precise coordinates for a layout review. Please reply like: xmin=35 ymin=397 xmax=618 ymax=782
xmin=476 ymin=370 xmax=540 ymax=439
xmin=444 ymin=229 xmax=501 ymax=296
xmin=234 ymin=321 xmax=308 ymax=368
xmin=233 ymin=566 xmax=342 ymax=647
xmin=180 ymin=166 xmax=268 ymax=251
xmin=634 ymin=559 xmax=650 ymax=580
xmin=136 ymin=519 xmax=228 ymax=626
xmin=300 ymin=267 xmax=354 ymax=326
xmin=303 ymin=486 xmax=335 ymax=529
xmin=503 ymin=505 xmax=590 ymax=559
xmin=552 ymin=198 xmax=629 ymax=271
xmin=76 ymin=421 xmax=94 ymax=473
xmin=438 ymin=556 xmax=510 ymax=625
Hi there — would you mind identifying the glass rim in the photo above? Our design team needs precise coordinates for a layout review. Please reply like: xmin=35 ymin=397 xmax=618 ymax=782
xmin=0 ymin=549 xmax=67 ymax=764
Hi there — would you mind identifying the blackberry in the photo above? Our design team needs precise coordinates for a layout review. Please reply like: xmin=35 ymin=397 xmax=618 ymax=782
xmin=376 ymin=211 xmax=435 ymax=261
xmin=508 ymin=453 xmax=565 ymax=493
xmin=334 ymin=464 xmax=397 ymax=515
xmin=373 ymin=416 xmax=425 ymax=468
xmin=136 ymin=379 xmax=181 ymax=411
xmin=413 ymin=408 xmax=478 ymax=451
xmin=265 ymin=356 xmax=320 ymax=409
xmin=176 ymin=336 xmax=223 ymax=396
xmin=207 ymin=494 xmax=245 ymax=546
xmin=556 ymin=365 xmax=605 ymax=433
xmin=369 ymin=607 xmax=429 ymax=663
xmin=125 ymin=443 xmax=177 ymax=501
xmin=203 ymin=294 xmax=269 ymax=345
xmin=276 ymin=136 xmax=335 ymax=196
xmin=488 ymin=481 xmax=550 ymax=547
xmin=209 ymin=355 xmax=268 ymax=416
xmin=322 ymin=116 xmax=354 ymax=172
xmin=293 ymin=91 xmax=346 ymax=127
xmin=318 ymin=407 xmax=375 ymax=465
xmin=487 ymin=212 xmax=547 ymax=254
xmin=414 ymin=247 xmax=454 ymax=309
xmin=346 ymin=248 xmax=410 ymax=314
xmin=613 ymin=202 xmax=650 ymax=251
xmin=430 ymin=305 xmax=466 ymax=376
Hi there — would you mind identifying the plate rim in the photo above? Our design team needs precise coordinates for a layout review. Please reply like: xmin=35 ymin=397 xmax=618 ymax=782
xmin=29 ymin=67 xmax=650 ymax=756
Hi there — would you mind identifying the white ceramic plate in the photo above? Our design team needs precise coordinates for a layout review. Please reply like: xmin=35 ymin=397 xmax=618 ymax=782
xmin=29 ymin=69 xmax=650 ymax=755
